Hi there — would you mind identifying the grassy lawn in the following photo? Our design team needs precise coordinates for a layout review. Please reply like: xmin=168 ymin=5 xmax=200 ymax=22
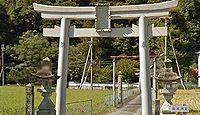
xmin=0 ymin=86 xmax=113 ymax=115
xmin=159 ymin=89 xmax=200 ymax=115
xmin=4 ymin=86 xmax=200 ymax=115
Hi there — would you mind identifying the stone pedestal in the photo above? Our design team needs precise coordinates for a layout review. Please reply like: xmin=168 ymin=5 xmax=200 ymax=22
xmin=37 ymin=86 xmax=55 ymax=115
xmin=160 ymin=84 xmax=175 ymax=115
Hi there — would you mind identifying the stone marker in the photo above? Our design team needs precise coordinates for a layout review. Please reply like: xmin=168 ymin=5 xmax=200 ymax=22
xmin=118 ymin=71 xmax=122 ymax=104
xmin=170 ymin=104 xmax=189 ymax=115
xmin=26 ymin=83 xmax=34 ymax=115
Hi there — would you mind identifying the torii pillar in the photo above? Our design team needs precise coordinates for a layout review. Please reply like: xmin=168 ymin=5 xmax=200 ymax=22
xmin=56 ymin=18 xmax=70 ymax=114
xmin=139 ymin=16 xmax=152 ymax=114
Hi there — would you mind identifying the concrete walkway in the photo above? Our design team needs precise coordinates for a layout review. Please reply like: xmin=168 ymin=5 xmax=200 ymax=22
xmin=109 ymin=95 xmax=141 ymax=115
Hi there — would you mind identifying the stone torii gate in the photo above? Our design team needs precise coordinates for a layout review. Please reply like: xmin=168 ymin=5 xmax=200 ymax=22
xmin=33 ymin=0 xmax=178 ymax=115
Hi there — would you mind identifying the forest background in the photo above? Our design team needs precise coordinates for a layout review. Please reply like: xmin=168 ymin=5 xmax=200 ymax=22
xmin=0 ymin=0 xmax=199 ymax=84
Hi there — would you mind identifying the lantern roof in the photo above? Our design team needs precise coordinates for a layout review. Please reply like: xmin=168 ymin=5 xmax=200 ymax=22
xmin=155 ymin=59 xmax=182 ymax=82
xmin=32 ymin=57 xmax=54 ymax=79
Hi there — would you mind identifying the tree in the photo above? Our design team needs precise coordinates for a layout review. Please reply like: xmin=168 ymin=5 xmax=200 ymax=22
xmin=1 ymin=0 xmax=200 ymax=84
xmin=8 ymin=2 xmax=42 ymax=34
xmin=6 ymin=31 xmax=58 ymax=84
xmin=68 ymin=42 xmax=89 ymax=81
xmin=94 ymin=65 xmax=113 ymax=83
xmin=0 ymin=3 xmax=9 ymax=43
xmin=167 ymin=0 xmax=200 ymax=80
xmin=14 ymin=31 xmax=57 ymax=65
xmin=116 ymin=59 xmax=139 ymax=83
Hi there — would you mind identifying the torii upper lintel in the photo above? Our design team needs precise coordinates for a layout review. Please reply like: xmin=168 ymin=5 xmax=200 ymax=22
xmin=33 ymin=0 xmax=178 ymax=19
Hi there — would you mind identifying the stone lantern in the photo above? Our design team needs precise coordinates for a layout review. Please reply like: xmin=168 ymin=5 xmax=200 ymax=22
xmin=155 ymin=59 xmax=182 ymax=115
xmin=32 ymin=57 xmax=56 ymax=115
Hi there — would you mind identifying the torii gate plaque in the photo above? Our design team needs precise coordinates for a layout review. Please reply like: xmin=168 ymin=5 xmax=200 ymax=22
xmin=33 ymin=0 xmax=178 ymax=115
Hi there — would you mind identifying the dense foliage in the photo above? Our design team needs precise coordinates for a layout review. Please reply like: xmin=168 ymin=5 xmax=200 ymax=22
xmin=0 ymin=0 xmax=200 ymax=84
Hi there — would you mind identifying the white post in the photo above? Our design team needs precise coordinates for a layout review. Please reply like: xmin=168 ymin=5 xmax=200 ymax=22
xmin=112 ymin=58 xmax=116 ymax=107
xmin=153 ymin=57 xmax=157 ymax=101
xmin=90 ymin=37 xmax=93 ymax=90
xmin=198 ymin=54 xmax=200 ymax=87
xmin=80 ymin=45 xmax=92 ymax=88
xmin=139 ymin=16 xmax=152 ymax=115
xmin=164 ymin=17 xmax=167 ymax=61
xmin=56 ymin=18 xmax=70 ymax=115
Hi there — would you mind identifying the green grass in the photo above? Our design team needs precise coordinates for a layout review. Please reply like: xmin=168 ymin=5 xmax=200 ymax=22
xmin=0 ymin=86 xmax=113 ymax=115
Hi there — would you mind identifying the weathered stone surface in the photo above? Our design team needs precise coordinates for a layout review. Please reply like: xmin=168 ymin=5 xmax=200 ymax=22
xmin=118 ymin=71 xmax=122 ymax=104
xmin=26 ymin=83 xmax=34 ymax=115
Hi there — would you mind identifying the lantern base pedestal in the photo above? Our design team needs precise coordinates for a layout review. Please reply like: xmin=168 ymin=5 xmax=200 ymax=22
xmin=37 ymin=110 xmax=55 ymax=115
xmin=37 ymin=86 xmax=56 ymax=115
xmin=160 ymin=101 xmax=175 ymax=115
xmin=160 ymin=86 xmax=175 ymax=115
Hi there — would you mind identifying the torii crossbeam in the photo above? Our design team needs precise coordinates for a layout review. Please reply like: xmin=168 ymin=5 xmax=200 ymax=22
xmin=33 ymin=0 xmax=178 ymax=115
xmin=33 ymin=0 xmax=177 ymax=19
